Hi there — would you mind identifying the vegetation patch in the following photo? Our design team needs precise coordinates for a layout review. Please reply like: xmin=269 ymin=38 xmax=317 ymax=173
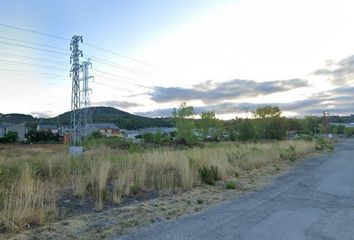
xmin=225 ymin=181 xmax=237 ymax=189
xmin=199 ymin=165 xmax=219 ymax=185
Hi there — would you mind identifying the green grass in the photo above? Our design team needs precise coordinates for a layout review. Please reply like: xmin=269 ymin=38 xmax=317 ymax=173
xmin=225 ymin=181 xmax=236 ymax=189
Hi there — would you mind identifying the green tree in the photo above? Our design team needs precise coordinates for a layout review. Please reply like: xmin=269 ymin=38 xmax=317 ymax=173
xmin=197 ymin=111 xmax=223 ymax=141
xmin=336 ymin=125 xmax=345 ymax=134
xmin=264 ymin=117 xmax=287 ymax=140
xmin=172 ymin=102 xmax=197 ymax=145
xmin=254 ymin=106 xmax=281 ymax=119
xmin=254 ymin=106 xmax=287 ymax=140
xmin=0 ymin=131 xmax=18 ymax=143
xmin=25 ymin=129 xmax=59 ymax=143
xmin=286 ymin=118 xmax=302 ymax=133
xmin=302 ymin=116 xmax=320 ymax=135
xmin=142 ymin=132 xmax=154 ymax=143
xmin=238 ymin=119 xmax=256 ymax=141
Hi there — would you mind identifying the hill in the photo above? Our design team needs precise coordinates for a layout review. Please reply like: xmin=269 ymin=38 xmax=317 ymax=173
xmin=0 ymin=113 xmax=38 ymax=125
xmin=0 ymin=107 xmax=173 ymax=130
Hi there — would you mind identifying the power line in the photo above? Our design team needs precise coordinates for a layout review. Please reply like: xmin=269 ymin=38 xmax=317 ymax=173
xmin=92 ymin=81 xmax=134 ymax=94
xmin=0 ymin=68 xmax=68 ymax=80
xmin=83 ymin=42 xmax=162 ymax=69
xmin=87 ymin=54 xmax=158 ymax=78
xmin=0 ymin=58 xmax=69 ymax=71
xmin=0 ymin=40 xmax=70 ymax=56
xmin=91 ymin=68 xmax=136 ymax=82
xmin=0 ymin=38 xmax=158 ymax=80
xmin=0 ymin=51 xmax=67 ymax=64
xmin=92 ymin=71 xmax=152 ymax=89
xmin=0 ymin=23 xmax=163 ymax=70
xmin=0 ymin=36 xmax=68 ymax=51
xmin=0 ymin=23 xmax=70 ymax=41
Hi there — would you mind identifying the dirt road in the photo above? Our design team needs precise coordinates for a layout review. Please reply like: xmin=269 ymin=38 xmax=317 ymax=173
xmin=119 ymin=139 xmax=354 ymax=240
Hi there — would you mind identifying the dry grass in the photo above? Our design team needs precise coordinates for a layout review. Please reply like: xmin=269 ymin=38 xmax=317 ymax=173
xmin=0 ymin=165 xmax=57 ymax=232
xmin=0 ymin=140 xmax=316 ymax=233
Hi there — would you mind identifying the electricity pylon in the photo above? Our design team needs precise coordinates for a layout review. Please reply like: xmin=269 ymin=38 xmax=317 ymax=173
xmin=70 ymin=35 xmax=83 ymax=146
xmin=81 ymin=58 xmax=93 ymax=137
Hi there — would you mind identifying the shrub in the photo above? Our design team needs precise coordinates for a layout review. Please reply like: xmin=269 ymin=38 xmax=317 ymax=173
xmin=344 ymin=127 xmax=354 ymax=137
xmin=198 ymin=165 xmax=219 ymax=185
xmin=280 ymin=145 xmax=296 ymax=161
xmin=238 ymin=119 xmax=255 ymax=141
xmin=315 ymin=138 xmax=334 ymax=151
xmin=0 ymin=131 xmax=18 ymax=144
xmin=225 ymin=181 xmax=236 ymax=189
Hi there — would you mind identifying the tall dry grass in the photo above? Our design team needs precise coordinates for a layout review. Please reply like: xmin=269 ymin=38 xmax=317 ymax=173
xmin=0 ymin=165 xmax=57 ymax=232
xmin=0 ymin=140 xmax=316 ymax=232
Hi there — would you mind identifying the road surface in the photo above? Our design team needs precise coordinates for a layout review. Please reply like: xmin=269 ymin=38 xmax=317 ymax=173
xmin=118 ymin=138 xmax=354 ymax=240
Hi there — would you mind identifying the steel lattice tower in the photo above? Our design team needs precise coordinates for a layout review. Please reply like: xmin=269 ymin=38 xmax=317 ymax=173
xmin=81 ymin=58 xmax=93 ymax=137
xmin=70 ymin=35 xmax=83 ymax=146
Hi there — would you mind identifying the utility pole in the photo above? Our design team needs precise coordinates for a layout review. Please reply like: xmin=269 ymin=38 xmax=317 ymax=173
xmin=70 ymin=35 xmax=83 ymax=150
xmin=81 ymin=58 xmax=93 ymax=138
xmin=323 ymin=110 xmax=330 ymax=138
xmin=244 ymin=107 xmax=250 ymax=119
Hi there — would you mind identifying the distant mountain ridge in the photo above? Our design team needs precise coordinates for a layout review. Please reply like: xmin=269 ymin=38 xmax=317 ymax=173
xmin=0 ymin=106 xmax=173 ymax=130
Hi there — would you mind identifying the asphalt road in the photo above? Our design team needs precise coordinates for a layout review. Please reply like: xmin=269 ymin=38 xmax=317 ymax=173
xmin=118 ymin=138 xmax=354 ymax=240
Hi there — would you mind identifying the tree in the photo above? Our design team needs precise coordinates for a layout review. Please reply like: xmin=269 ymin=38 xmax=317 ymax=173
xmin=172 ymin=102 xmax=197 ymax=145
xmin=254 ymin=106 xmax=281 ymax=119
xmin=172 ymin=102 xmax=194 ymax=118
xmin=142 ymin=132 xmax=154 ymax=143
xmin=336 ymin=125 xmax=345 ymax=134
xmin=197 ymin=111 xmax=223 ymax=141
xmin=25 ymin=129 xmax=59 ymax=143
xmin=264 ymin=117 xmax=287 ymax=140
xmin=0 ymin=131 xmax=18 ymax=143
xmin=254 ymin=106 xmax=287 ymax=140
xmin=302 ymin=116 xmax=320 ymax=135
xmin=286 ymin=118 xmax=302 ymax=133
xmin=238 ymin=119 xmax=256 ymax=141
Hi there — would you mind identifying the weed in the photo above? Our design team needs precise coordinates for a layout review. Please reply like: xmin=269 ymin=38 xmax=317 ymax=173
xmin=199 ymin=165 xmax=219 ymax=185
xmin=197 ymin=199 xmax=204 ymax=204
xmin=280 ymin=145 xmax=296 ymax=161
xmin=225 ymin=181 xmax=236 ymax=189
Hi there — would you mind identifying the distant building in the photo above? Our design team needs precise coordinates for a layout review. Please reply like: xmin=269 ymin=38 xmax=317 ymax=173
xmin=0 ymin=123 xmax=26 ymax=142
xmin=331 ymin=123 xmax=354 ymax=128
xmin=139 ymin=127 xmax=176 ymax=135
xmin=121 ymin=129 xmax=140 ymax=139
xmin=37 ymin=124 xmax=59 ymax=134
xmin=85 ymin=123 xmax=122 ymax=137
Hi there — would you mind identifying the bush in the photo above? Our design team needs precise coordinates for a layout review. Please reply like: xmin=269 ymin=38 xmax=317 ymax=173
xmin=0 ymin=131 xmax=18 ymax=143
xmin=280 ymin=145 xmax=296 ymax=161
xmin=238 ymin=119 xmax=255 ymax=141
xmin=25 ymin=129 xmax=59 ymax=143
xmin=315 ymin=138 xmax=334 ymax=151
xmin=225 ymin=181 xmax=236 ymax=189
xmin=142 ymin=133 xmax=154 ymax=143
xmin=198 ymin=165 xmax=219 ymax=185
xmin=344 ymin=127 xmax=354 ymax=137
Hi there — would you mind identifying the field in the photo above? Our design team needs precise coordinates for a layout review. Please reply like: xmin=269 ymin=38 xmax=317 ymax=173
xmin=0 ymin=140 xmax=317 ymax=237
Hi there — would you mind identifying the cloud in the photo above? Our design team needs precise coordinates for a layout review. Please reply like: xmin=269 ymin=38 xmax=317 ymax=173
xmin=150 ymin=78 xmax=309 ymax=104
xmin=30 ymin=111 xmax=55 ymax=118
xmin=313 ymin=55 xmax=354 ymax=85
xmin=136 ymin=86 xmax=354 ymax=118
xmin=93 ymin=100 xmax=142 ymax=109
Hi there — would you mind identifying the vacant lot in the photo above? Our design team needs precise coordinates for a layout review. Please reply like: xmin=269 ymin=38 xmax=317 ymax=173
xmin=0 ymin=140 xmax=316 ymax=238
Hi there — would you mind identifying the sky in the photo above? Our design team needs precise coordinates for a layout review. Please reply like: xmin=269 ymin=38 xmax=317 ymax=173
xmin=1 ymin=0 xmax=354 ymax=119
